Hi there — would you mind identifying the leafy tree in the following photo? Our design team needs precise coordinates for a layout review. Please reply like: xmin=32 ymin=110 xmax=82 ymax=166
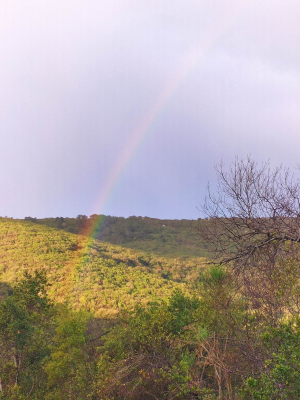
xmin=243 ymin=319 xmax=300 ymax=399
xmin=76 ymin=215 xmax=88 ymax=232
xmin=97 ymin=291 xmax=201 ymax=400
xmin=0 ymin=271 xmax=53 ymax=398
xmin=44 ymin=309 xmax=92 ymax=400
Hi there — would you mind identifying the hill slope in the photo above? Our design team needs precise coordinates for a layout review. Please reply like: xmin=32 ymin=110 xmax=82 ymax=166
xmin=33 ymin=215 xmax=209 ymax=258
xmin=0 ymin=219 xmax=206 ymax=317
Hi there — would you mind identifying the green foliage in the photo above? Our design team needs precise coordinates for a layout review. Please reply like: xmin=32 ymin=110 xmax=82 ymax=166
xmin=0 ymin=219 xmax=201 ymax=317
xmin=43 ymin=309 xmax=94 ymax=400
xmin=2 ymin=217 xmax=300 ymax=398
xmin=45 ymin=310 xmax=88 ymax=386
xmin=0 ymin=272 xmax=54 ymax=398
xmin=35 ymin=215 xmax=210 ymax=258
xmin=97 ymin=291 xmax=201 ymax=399
xmin=0 ymin=273 xmax=100 ymax=400
xmin=243 ymin=320 xmax=300 ymax=399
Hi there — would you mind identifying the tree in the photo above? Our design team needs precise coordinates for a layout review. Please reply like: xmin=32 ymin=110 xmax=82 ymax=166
xmin=199 ymin=156 xmax=300 ymax=319
xmin=76 ymin=215 xmax=88 ymax=231
xmin=0 ymin=271 xmax=53 ymax=397
xmin=97 ymin=291 xmax=201 ymax=400
xmin=44 ymin=310 xmax=91 ymax=400
xmin=243 ymin=319 xmax=300 ymax=399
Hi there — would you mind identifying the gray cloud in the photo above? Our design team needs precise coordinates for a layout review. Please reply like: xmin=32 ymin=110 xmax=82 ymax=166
xmin=1 ymin=0 xmax=300 ymax=218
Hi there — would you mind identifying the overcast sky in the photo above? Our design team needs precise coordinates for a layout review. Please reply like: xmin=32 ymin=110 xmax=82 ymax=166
xmin=1 ymin=0 xmax=300 ymax=219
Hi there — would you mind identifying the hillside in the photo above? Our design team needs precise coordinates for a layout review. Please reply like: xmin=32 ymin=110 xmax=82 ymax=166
xmin=0 ymin=218 xmax=206 ymax=317
xmin=31 ymin=215 xmax=209 ymax=258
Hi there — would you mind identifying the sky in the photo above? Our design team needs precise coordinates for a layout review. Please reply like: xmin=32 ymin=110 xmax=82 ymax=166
xmin=1 ymin=0 xmax=300 ymax=219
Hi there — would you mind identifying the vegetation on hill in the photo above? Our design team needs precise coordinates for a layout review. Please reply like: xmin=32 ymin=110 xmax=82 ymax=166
xmin=2 ymin=261 xmax=300 ymax=399
xmin=0 ymin=219 xmax=206 ymax=318
xmin=30 ymin=215 xmax=210 ymax=258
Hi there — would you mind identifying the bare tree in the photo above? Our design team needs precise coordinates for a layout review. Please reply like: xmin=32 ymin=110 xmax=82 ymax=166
xmin=199 ymin=156 xmax=300 ymax=317
xmin=200 ymin=156 xmax=300 ymax=265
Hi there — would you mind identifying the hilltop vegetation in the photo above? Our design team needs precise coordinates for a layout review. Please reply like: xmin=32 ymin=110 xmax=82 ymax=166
xmin=0 ymin=219 xmax=205 ymax=317
xmin=30 ymin=215 xmax=210 ymax=258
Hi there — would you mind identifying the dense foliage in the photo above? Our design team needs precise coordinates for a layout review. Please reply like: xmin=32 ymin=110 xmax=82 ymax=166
xmin=0 ymin=219 xmax=206 ymax=317
xmin=31 ymin=215 xmax=209 ymax=258
xmin=2 ymin=264 xmax=300 ymax=399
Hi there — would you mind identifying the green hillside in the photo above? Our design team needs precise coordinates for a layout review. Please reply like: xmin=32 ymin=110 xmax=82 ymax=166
xmin=0 ymin=218 xmax=206 ymax=317
xmin=1 ymin=218 xmax=299 ymax=399
xmin=31 ymin=215 xmax=209 ymax=258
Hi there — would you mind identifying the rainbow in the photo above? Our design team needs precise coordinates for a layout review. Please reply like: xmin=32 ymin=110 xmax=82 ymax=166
xmin=81 ymin=1 xmax=251 ymax=245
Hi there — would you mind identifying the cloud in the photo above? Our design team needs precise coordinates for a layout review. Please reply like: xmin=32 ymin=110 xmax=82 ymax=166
xmin=0 ymin=0 xmax=299 ymax=218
